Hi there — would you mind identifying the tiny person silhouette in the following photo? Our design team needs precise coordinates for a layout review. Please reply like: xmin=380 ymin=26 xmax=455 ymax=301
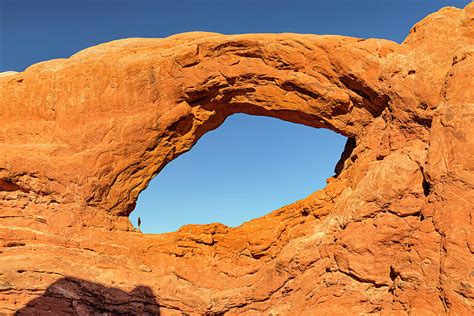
xmin=138 ymin=217 xmax=141 ymax=229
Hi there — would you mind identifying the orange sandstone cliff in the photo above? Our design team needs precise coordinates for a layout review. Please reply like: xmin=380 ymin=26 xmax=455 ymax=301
xmin=0 ymin=3 xmax=473 ymax=315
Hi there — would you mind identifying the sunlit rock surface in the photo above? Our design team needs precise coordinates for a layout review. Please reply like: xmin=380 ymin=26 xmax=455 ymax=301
xmin=1 ymin=3 xmax=473 ymax=314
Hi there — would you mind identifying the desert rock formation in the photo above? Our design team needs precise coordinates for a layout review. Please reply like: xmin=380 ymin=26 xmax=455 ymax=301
xmin=1 ymin=3 xmax=473 ymax=314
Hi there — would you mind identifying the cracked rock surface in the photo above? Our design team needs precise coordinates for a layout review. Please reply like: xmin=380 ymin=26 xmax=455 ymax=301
xmin=1 ymin=3 xmax=473 ymax=314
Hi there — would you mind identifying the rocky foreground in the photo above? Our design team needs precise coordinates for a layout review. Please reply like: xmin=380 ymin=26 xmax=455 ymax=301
xmin=0 ymin=3 xmax=473 ymax=315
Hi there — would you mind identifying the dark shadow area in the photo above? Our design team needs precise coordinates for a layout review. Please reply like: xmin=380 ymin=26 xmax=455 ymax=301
xmin=334 ymin=137 xmax=356 ymax=177
xmin=15 ymin=277 xmax=160 ymax=315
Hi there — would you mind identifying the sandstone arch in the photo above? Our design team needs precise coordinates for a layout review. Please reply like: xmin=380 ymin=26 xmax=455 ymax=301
xmin=0 ymin=32 xmax=394 ymax=218
xmin=1 ymin=3 xmax=473 ymax=314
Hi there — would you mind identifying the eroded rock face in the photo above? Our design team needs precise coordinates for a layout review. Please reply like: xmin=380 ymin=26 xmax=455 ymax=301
xmin=0 ymin=3 xmax=473 ymax=314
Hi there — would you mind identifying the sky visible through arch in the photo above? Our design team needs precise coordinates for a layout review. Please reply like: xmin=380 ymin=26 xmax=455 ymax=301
xmin=134 ymin=115 xmax=346 ymax=233
xmin=1 ymin=0 xmax=470 ymax=233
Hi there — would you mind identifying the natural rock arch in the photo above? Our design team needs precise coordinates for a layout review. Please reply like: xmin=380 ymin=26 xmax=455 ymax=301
xmin=131 ymin=113 xmax=348 ymax=233
xmin=1 ymin=32 xmax=394 ymax=218
xmin=0 ymin=3 xmax=473 ymax=314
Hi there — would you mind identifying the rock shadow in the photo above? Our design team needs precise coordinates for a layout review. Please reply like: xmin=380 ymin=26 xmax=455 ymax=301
xmin=15 ymin=276 xmax=161 ymax=315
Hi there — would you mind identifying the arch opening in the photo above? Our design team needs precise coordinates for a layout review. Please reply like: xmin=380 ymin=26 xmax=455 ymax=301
xmin=130 ymin=113 xmax=347 ymax=234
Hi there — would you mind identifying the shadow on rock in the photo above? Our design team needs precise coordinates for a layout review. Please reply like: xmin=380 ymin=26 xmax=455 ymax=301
xmin=15 ymin=277 xmax=161 ymax=315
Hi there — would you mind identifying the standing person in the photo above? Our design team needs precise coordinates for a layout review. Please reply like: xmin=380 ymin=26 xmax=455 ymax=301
xmin=138 ymin=217 xmax=141 ymax=229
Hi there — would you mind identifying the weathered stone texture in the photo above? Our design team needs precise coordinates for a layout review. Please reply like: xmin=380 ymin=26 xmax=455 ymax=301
xmin=0 ymin=3 xmax=473 ymax=314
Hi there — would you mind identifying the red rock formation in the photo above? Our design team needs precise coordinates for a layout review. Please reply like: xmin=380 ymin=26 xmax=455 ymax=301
xmin=1 ymin=3 xmax=473 ymax=314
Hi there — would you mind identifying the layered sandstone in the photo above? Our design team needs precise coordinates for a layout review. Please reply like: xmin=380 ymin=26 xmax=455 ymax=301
xmin=0 ymin=3 xmax=473 ymax=314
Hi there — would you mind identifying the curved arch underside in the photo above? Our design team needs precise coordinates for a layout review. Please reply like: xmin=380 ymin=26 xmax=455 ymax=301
xmin=1 ymin=32 xmax=397 ymax=216
xmin=0 ymin=3 xmax=473 ymax=314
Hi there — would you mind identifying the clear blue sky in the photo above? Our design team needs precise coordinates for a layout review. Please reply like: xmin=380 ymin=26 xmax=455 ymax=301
xmin=1 ymin=0 xmax=470 ymax=233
